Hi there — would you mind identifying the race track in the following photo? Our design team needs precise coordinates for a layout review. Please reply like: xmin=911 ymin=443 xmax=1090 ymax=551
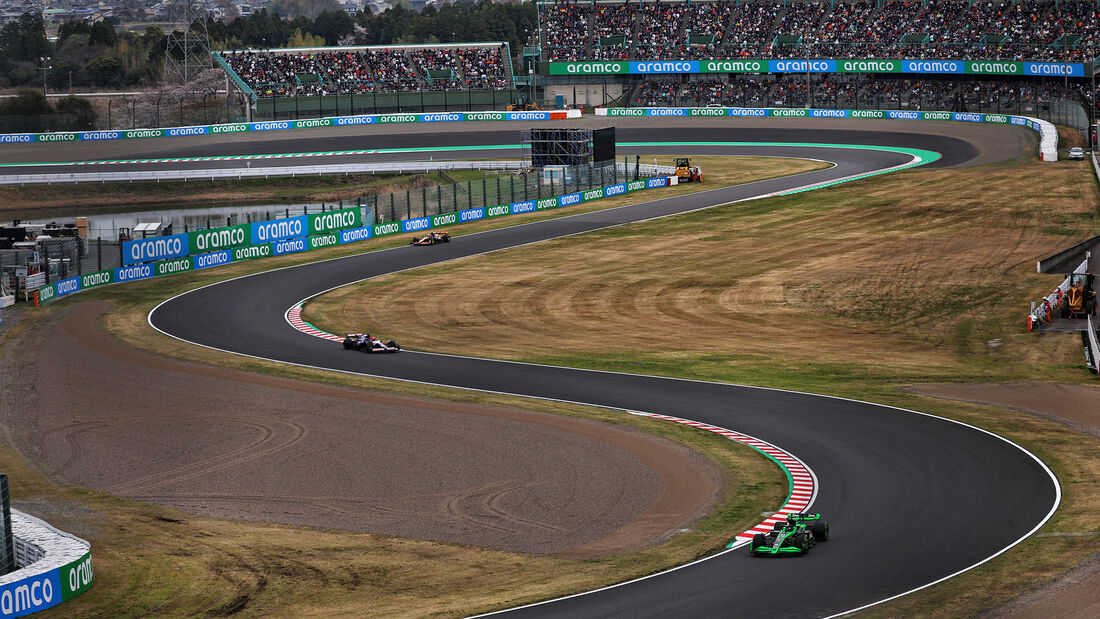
xmin=141 ymin=126 xmax=1059 ymax=617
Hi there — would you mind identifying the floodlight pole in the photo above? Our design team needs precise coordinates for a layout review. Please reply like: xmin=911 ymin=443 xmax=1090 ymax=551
xmin=39 ymin=56 xmax=51 ymax=97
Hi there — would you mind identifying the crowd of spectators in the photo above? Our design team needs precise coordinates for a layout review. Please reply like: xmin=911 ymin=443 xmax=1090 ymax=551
xmin=542 ymin=1 xmax=588 ymax=61
xmin=542 ymin=0 xmax=1100 ymax=62
xmin=222 ymin=46 xmax=512 ymax=97
xmin=593 ymin=3 xmax=636 ymax=59
xmin=631 ymin=75 xmax=1090 ymax=113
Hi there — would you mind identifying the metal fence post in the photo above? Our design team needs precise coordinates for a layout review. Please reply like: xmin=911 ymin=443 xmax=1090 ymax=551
xmin=97 ymin=237 xmax=102 ymax=272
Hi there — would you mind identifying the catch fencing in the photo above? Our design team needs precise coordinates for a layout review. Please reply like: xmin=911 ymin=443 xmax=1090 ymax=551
xmin=370 ymin=161 xmax=665 ymax=224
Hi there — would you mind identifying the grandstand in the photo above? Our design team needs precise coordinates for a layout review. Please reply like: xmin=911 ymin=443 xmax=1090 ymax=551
xmin=215 ymin=43 xmax=516 ymax=121
xmin=537 ymin=0 xmax=1100 ymax=62
xmin=533 ymin=0 xmax=1096 ymax=129
xmin=630 ymin=75 xmax=1084 ymax=116
xmin=202 ymin=3 xmax=1096 ymax=131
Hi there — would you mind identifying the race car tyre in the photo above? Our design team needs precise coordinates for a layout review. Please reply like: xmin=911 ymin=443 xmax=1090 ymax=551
xmin=793 ymin=532 xmax=807 ymax=552
xmin=751 ymin=533 xmax=765 ymax=552
xmin=811 ymin=521 xmax=829 ymax=542
xmin=343 ymin=340 xmax=354 ymax=350
xmin=773 ymin=521 xmax=785 ymax=531
xmin=386 ymin=340 xmax=398 ymax=349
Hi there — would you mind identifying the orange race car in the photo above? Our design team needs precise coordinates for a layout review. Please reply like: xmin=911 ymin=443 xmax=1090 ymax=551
xmin=410 ymin=232 xmax=450 ymax=245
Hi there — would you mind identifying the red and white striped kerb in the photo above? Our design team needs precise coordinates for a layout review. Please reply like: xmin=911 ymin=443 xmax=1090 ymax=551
xmin=286 ymin=304 xmax=344 ymax=342
xmin=628 ymin=411 xmax=816 ymax=542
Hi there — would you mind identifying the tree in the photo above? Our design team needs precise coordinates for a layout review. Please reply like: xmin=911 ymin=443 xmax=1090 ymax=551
xmin=89 ymin=20 xmax=117 ymax=49
xmin=288 ymin=28 xmax=325 ymax=48
xmin=57 ymin=20 xmax=92 ymax=47
xmin=312 ymin=10 xmax=354 ymax=46
xmin=7 ymin=11 xmax=51 ymax=62
xmin=0 ymin=89 xmax=51 ymax=117
xmin=52 ymin=96 xmax=97 ymax=130
xmin=84 ymin=55 xmax=123 ymax=88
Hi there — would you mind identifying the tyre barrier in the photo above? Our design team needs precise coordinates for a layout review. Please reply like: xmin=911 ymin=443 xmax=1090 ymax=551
xmin=0 ymin=511 xmax=91 ymax=617
xmin=595 ymin=107 xmax=1058 ymax=162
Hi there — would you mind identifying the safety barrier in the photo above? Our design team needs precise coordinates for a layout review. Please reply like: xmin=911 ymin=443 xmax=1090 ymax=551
xmin=0 ymin=109 xmax=583 ymax=146
xmin=1036 ymin=234 xmax=1100 ymax=274
xmin=1093 ymin=151 xmax=1100 ymax=186
xmin=1085 ymin=316 xmax=1100 ymax=376
xmin=1027 ymin=257 xmax=1089 ymax=331
xmin=0 ymin=511 xmax=92 ymax=617
xmin=595 ymin=107 xmax=1058 ymax=161
xmin=33 ymin=176 xmax=672 ymax=305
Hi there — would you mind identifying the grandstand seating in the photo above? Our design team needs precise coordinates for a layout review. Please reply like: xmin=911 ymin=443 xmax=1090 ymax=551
xmin=539 ymin=0 xmax=1100 ymax=62
xmin=631 ymin=75 xmax=1089 ymax=113
xmin=221 ymin=44 xmax=513 ymax=97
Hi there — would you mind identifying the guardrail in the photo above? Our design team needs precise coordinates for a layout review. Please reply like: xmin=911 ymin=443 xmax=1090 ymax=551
xmin=1036 ymin=234 xmax=1100 ymax=274
xmin=0 ymin=161 xmax=676 ymax=187
xmin=0 ymin=109 xmax=583 ymax=146
xmin=1093 ymin=151 xmax=1100 ymax=186
xmin=595 ymin=107 xmax=1058 ymax=161
xmin=1085 ymin=315 xmax=1100 ymax=376
xmin=0 ymin=511 xmax=92 ymax=617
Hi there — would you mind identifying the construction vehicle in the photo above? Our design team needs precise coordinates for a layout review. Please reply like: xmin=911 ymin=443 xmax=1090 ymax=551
xmin=675 ymin=157 xmax=703 ymax=183
xmin=506 ymin=103 xmax=540 ymax=111
xmin=1060 ymin=272 xmax=1097 ymax=318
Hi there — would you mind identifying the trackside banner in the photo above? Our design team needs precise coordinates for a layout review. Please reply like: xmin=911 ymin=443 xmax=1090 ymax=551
xmin=0 ymin=548 xmax=92 ymax=616
xmin=121 ymin=208 xmax=361 ymax=266
xmin=34 ymin=180 xmax=672 ymax=304
xmin=0 ymin=112 xmax=576 ymax=144
xmin=549 ymin=59 xmax=1090 ymax=76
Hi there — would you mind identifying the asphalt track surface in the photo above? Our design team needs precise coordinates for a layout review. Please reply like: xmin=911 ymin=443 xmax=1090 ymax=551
xmin=0 ymin=126 xmax=979 ymax=174
xmin=140 ymin=128 xmax=1060 ymax=617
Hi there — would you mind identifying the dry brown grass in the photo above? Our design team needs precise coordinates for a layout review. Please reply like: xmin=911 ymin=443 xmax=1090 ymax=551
xmin=305 ymin=158 xmax=1099 ymax=389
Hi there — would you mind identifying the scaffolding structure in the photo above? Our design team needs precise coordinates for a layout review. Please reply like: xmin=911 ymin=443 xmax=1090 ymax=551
xmin=521 ymin=128 xmax=594 ymax=167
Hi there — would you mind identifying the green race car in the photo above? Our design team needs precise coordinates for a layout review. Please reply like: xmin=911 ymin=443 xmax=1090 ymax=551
xmin=749 ymin=513 xmax=829 ymax=556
